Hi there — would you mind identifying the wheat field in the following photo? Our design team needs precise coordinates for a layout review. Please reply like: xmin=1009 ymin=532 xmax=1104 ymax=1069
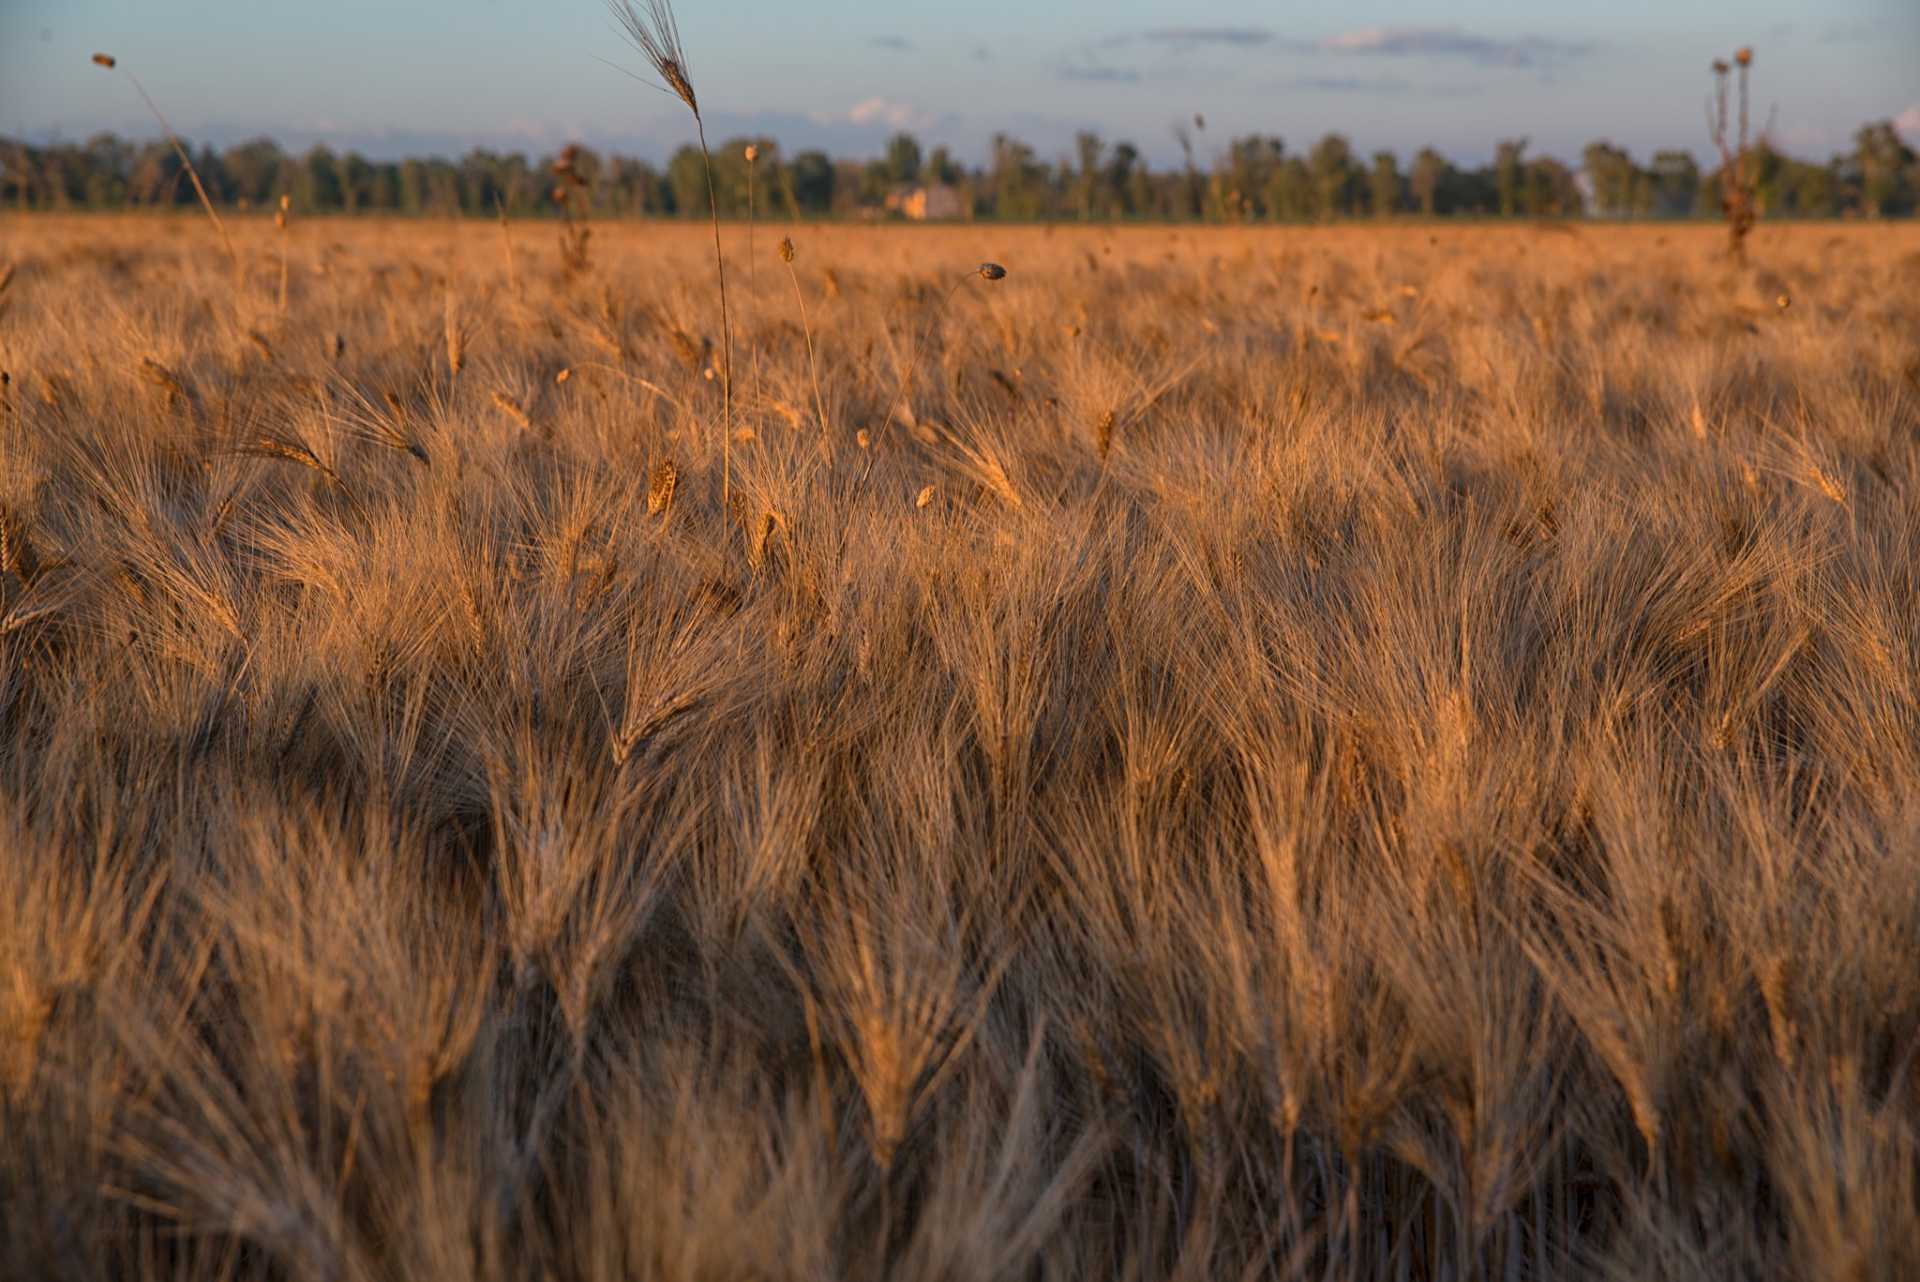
xmin=3 ymin=213 xmax=1920 ymax=1279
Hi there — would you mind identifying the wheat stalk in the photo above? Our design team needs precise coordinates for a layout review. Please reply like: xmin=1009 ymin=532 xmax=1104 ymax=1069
xmin=92 ymin=54 xmax=241 ymax=289
xmin=0 ymin=506 xmax=43 ymax=586
xmin=492 ymin=391 xmax=532 ymax=431
xmin=445 ymin=287 xmax=466 ymax=377
xmin=237 ymin=430 xmax=342 ymax=488
xmin=646 ymin=458 xmax=678 ymax=515
xmin=745 ymin=143 xmax=762 ymax=414
xmin=608 ymin=0 xmax=734 ymax=509
xmin=779 ymin=237 xmax=829 ymax=437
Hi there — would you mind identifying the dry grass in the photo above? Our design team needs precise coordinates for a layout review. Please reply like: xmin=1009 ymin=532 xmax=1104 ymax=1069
xmin=3 ymin=212 xmax=1920 ymax=1280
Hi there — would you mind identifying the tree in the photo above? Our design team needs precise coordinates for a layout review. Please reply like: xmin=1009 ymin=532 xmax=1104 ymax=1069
xmin=1524 ymin=157 xmax=1582 ymax=216
xmin=1582 ymin=141 xmax=1635 ymax=218
xmin=884 ymin=132 xmax=922 ymax=184
xmin=8 ymin=117 xmax=1912 ymax=223
xmin=1854 ymin=121 xmax=1916 ymax=217
xmin=340 ymin=151 xmax=373 ymax=213
xmin=1649 ymin=150 xmax=1700 ymax=217
xmin=667 ymin=144 xmax=709 ymax=217
xmin=604 ymin=155 xmax=666 ymax=215
xmin=1308 ymin=134 xmax=1356 ymax=219
xmin=1746 ymin=139 xmax=1788 ymax=216
xmin=397 ymin=160 xmax=427 ymax=215
xmin=1171 ymin=118 xmax=1205 ymax=220
xmin=128 ymin=140 xmax=183 ymax=206
xmin=1219 ymin=135 xmax=1283 ymax=220
xmin=1368 ymin=150 xmax=1402 ymax=217
xmin=297 ymin=146 xmax=343 ymax=212
xmin=858 ymin=159 xmax=893 ymax=206
xmin=365 ymin=162 xmax=398 ymax=212
xmin=1409 ymin=147 xmax=1447 ymax=217
xmin=1495 ymin=138 xmax=1528 ymax=216
xmin=1104 ymin=141 xmax=1141 ymax=217
xmin=1264 ymin=157 xmax=1313 ymax=221
xmin=987 ymin=133 xmax=1048 ymax=220
xmin=1074 ymin=131 xmax=1106 ymax=219
xmin=1788 ymin=161 xmax=1836 ymax=217
xmin=788 ymin=150 xmax=835 ymax=213
xmin=223 ymin=137 xmax=285 ymax=207
xmin=924 ymin=145 xmax=961 ymax=185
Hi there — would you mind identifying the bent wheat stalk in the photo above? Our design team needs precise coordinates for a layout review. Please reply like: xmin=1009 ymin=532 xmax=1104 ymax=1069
xmin=608 ymin=0 xmax=734 ymax=508
xmin=92 ymin=53 xmax=241 ymax=287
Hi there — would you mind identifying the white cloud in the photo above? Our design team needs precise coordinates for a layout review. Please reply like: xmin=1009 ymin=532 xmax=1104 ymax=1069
xmin=820 ymin=97 xmax=930 ymax=130
xmin=1896 ymin=105 xmax=1920 ymax=137
xmin=848 ymin=98 xmax=906 ymax=127
xmin=1320 ymin=26 xmax=1592 ymax=69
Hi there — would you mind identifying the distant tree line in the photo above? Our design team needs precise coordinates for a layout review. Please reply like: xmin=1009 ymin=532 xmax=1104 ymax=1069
xmin=3 ymin=122 xmax=1914 ymax=220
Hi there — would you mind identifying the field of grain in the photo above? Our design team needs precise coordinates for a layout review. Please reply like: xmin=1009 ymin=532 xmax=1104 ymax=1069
xmin=3 ymin=213 xmax=1919 ymax=1279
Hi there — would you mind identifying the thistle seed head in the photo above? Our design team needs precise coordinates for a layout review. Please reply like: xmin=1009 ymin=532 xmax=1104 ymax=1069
xmin=91 ymin=52 xmax=116 ymax=69
xmin=978 ymin=262 xmax=1007 ymax=281
xmin=779 ymin=237 xmax=795 ymax=264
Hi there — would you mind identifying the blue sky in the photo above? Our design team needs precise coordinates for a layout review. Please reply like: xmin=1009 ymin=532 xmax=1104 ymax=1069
xmin=4 ymin=0 xmax=1916 ymax=166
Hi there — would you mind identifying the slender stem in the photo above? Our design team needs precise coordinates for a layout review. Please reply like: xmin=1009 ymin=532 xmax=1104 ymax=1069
xmin=694 ymin=117 xmax=733 ymax=511
xmin=785 ymin=260 xmax=828 ymax=437
xmin=746 ymin=155 xmax=760 ymax=418
xmin=124 ymin=71 xmax=239 ymax=284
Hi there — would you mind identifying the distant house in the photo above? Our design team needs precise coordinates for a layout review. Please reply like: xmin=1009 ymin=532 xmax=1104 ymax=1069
xmin=882 ymin=183 xmax=967 ymax=221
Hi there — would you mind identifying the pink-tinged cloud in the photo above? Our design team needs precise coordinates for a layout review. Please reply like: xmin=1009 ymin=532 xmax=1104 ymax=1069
xmin=811 ymin=98 xmax=933 ymax=131
xmin=1320 ymin=26 xmax=1592 ymax=69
